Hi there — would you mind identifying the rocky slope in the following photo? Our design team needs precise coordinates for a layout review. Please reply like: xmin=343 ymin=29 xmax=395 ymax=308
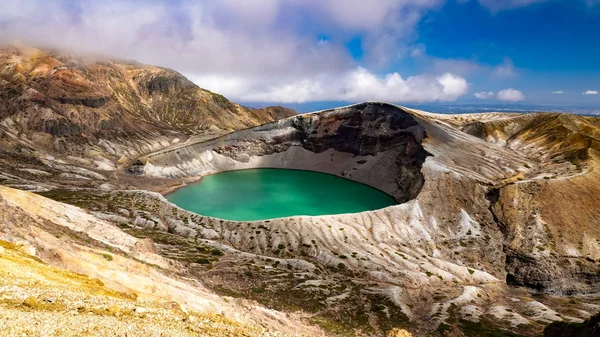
xmin=543 ymin=312 xmax=600 ymax=336
xmin=455 ymin=112 xmax=600 ymax=294
xmin=0 ymin=45 xmax=295 ymax=192
xmin=0 ymin=185 xmax=325 ymax=337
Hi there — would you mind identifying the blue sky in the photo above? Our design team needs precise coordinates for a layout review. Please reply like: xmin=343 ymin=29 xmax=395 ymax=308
xmin=1 ymin=0 xmax=599 ymax=109
xmin=416 ymin=0 xmax=600 ymax=103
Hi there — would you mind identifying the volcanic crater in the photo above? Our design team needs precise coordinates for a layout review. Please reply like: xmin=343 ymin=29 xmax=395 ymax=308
xmin=2 ymin=46 xmax=600 ymax=337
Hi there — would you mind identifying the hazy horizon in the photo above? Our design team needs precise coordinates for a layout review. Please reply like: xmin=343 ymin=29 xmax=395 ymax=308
xmin=240 ymin=101 xmax=600 ymax=116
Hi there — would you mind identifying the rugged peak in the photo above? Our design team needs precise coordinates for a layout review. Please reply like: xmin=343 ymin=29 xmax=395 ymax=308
xmin=0 ymin=45 xmax=295 ymax=132
xmin=139 ymin=72 xmax=197 ymax=95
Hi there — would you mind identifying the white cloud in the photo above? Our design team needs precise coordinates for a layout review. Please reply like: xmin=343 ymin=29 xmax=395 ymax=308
xmin=463 ymin=0 xmax=547 ymax=12
xmin=193 ymin=68 xmax=469 ymax=103
xmin=430 ymin=57 xmax=518 ymax=79
xmin=551 ymin=90 xmax=565 ymax=94
xmin=584 ymin=90 xmax=599 ymax=95
xmin=313 ymin=0 xmax=428 ymax=31
xmin=497 ymin=88 xmax=525 ymax=101
xmin=475 ymin=91 xmax=495 ymax=99
xmin=465 ymin=0 xmax=595 ymax=12
xmin=492 ymin=58 xmax=518 ymax=78
xmin=0 ymin=0 xmax=467 ymax=104
xmin=308 ymin=0 xmax=444 ymax=67
xmin=410 ymin=44 xmax=426 ymax=58
xmin=0 ymin=1 xmax=353 ymax=78
xmin=432 ymin=59 xmax=484 ymax=76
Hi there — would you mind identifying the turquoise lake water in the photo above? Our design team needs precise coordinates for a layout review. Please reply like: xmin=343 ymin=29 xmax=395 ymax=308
xmin=166 ymin=168 xmax=396 ymax=221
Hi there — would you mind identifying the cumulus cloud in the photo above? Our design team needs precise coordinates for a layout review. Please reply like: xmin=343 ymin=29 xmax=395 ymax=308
xmin=497 ymin=88 xmax=525 ymax=101
xmin=492 ymin=58 xmax=518 ymax=78
xmin=0 ymin=0 xmax=471 ymax=103
xmin=584 ymin=90 xmax=599 ymax=95
xmin=551 ymin=90 xmax=565 ymax=94
xmin=194 ymin=68 xmax=469 ymax=103
xmin=474 ymin=91 xmax=495 ymax=99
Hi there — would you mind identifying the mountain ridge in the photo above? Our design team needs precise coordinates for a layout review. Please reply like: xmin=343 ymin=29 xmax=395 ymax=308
xmin=0 ymin=44 xmax=295 ymax=192
xmin=0 ymin=44 xmax=295 ymax=148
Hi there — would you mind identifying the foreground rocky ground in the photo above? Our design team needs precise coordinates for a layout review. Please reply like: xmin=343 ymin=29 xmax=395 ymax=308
xmin=0 ymin=186 xmax=329 ymax=337
xmin=0 ymin=239 xmax=287 ymax=337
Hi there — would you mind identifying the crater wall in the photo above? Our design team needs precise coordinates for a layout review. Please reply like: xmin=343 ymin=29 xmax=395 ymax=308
xmin=125 ymin=102 xmax=600 ymax=312
xmin=129 ymin=102 xmax=430 ymax=203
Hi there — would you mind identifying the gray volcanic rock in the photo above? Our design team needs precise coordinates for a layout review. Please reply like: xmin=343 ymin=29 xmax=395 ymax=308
xmin=132 ymin=103 xmax=429 ymax=203
xmin=121 ymin=102 xmax=600 ymax=336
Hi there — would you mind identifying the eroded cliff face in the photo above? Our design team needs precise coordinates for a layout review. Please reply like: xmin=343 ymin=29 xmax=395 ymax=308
xmin=459 ymin=113 xmax=600 ymax=295
xmin=131 ymin=103 xmax=429 ymax=203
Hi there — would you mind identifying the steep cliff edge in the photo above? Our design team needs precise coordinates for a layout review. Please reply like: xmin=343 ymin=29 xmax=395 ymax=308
xmin=130 ymin=103 xmax=429 ymax=202
xmin=455 ymin=113 xmax=600 ymax=295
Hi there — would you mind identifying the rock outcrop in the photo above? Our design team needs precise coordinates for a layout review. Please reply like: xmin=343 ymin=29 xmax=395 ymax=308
xmin=131 ymin=103 xmax=429 ymax=202
xmin=544 ymin=312 xmax=600 ymax=337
